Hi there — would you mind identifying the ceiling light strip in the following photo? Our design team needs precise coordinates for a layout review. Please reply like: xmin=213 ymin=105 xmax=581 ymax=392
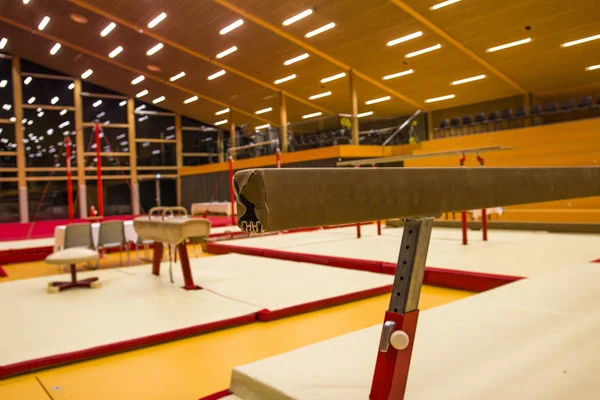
xmin=365 ymin=96 xmax=391 ymax=105
xmin=425 ymin=94 xmax=455 ymax=103
xmin=38 ymin=16 xmax=50 ymax=31
xmin=430 ymin=0 xmax=461 ymax=11
xmin=309 ymin=91 xmax=332 ymax=100
xmin=49 ymin=43 xmax=61 ymax=55
xmin=405 ymin=44 xmax=441 ymax=58
xmin=131 ymin=75 xmax=145 ymax=85
xmin=170 ymin=71 xmax=185 ymax=81
xmin=382 ymin=69 xmax=414 ymax=80
xmin=302 ymin=112 xmax=322 ymax=119
xmin=387 ymin=31 xmax=422 ymax=47
xmin=101 ymin=22 xmax=116 ymax=37
xmin=207 ymin=70 xmax=226 ymax=80
xmin=283 ymin=9 xmax=313 ymax=26
xmin=255 ymin=107 xmax=272 ymax=115
xmin=152 ymin=96 xmax=165 ymax=104
xmin=284 ymin=53 xmax=309 ymax=66
xmin=561 ymin=34 xmax=600 ymax=48
xmin=586 ymin=64 xmax=600 ymax=71
xmin=109 ymin=46 xmax=123 ymax=58
xmin=320 ymin=72 xmax=346 ymax=83
xmin=274 ymin=74 xmax=296 ymax=84
xmin=451 ymin=74 xmax=486 ymax=85
xmin=305 ymin=23 xmax=335 ymax=38
xmin=220 ymin=19 xmax=244 ymax=35
xmin=215 ymin=119 xmax=228 ymax=126
xmin=486 ymin=38 xmax=531 ymax=53
xmin=357 ymin=111 xmax=373 ymax=118
xmin=215 ymin=108 xmax=230 ymax=115
xmin=146 ymin=43 xmax=164 ymax=56
xmin=216 ymin=46 xmax=237 ymax=59
xmin=148 ymin=12 xmax=167 ymax=29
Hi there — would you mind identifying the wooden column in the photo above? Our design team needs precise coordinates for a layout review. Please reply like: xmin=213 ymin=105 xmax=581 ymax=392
xmin=349 ymin=69 xmax=359 ymax=145
xmin=229 ymin=112 xmax=236 ymax=160
xmin=12 ymin=57 xmax=28 ymax=223
xmin=175 ymin=113 xmax=183 ymax=206
xmin=217 ymin=130 xmax=224 ymax=163
xmin=73 ymin=78 xmax=88 ymax=218
xmin=279 ymin=92 xmax=288 ymax=153
xmin=427 ymin=111 xmax=434 ymax=141
xmin=127 ymin=98 xmax=140 ymax=215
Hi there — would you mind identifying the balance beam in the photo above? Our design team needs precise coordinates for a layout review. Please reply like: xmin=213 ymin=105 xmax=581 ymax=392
xmin=234 ymin=167 xmax=600 ymax=233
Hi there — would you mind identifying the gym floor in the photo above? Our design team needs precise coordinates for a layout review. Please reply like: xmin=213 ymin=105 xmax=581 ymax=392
xmin=0 ymin=248 xmax=471 ymax=399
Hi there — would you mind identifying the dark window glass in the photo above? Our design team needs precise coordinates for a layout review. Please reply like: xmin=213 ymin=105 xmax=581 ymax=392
xmin=0 ymin=59 xmax=13 ymax=120
xmin=83 ymin=97 xmax=128 ymax=124
xmin=135 ymin=114 xmax=175 ymax=139
xmin=0 ymin=124 xmax=17 ymax=168
xmin=27 ymin=180 xmax=77 ymax=221
xmin=83 ymin=127 xmax=129 ymax=154
xmin=22 ymin=78 xmax=74 ymax=107
xmin=139 ymin=178 xmax=176 ymax=212
xmin=137 ymin=142 xmax=176 ymax=166
xmin=23 ymin=109 xmax=76 ymax=167
xmin=0 ymin=182 xmax=19 ymax=222
xmin=86 ymin=180 xmax=132 ymax=216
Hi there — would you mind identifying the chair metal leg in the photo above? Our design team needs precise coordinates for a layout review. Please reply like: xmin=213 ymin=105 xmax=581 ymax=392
xmin=119 ymin=245 xmax=123 ymax=267
xmin=136 ymin=243 xmax=141 ymax=264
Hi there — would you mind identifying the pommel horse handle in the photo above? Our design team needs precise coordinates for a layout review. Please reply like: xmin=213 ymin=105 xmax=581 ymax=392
xmin=370 ymin=217 xmax=433 ymax=400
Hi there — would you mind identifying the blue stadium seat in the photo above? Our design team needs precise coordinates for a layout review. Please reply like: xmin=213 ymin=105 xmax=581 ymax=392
xmin=530 ymin=104 xmax=542 ymax=116
xmin=560 ymin=99 xmax=575 ymax=112
xmin=595 ymin=95 xmax=600 ymax=107
xmin=450 ymin=117 xmax=461 ymax=128
xmin=474 ymin=113 xmax=486 ymax=124
xmin=543 ymin=102 xmax=559 ymax=114
xmin=439 ymin=119 xmax=450 ymax=129
xmin=487 ymin=111 xmax=499 ymax=123
xmin=462 ymin=115 xmax=474 ymax=126
xmin=501 ymin=109 xmax=514 ymax=120
xmin=514 ymin=106 xmax=527 ymax=118
xmin=578 ymin=96 xmax=593 ymax=109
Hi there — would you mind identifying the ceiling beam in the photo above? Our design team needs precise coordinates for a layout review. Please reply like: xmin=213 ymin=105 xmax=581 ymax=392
xmin=0 ymin=16 xmax=278 ymax=127
xmin=67 ymin=0 xmax=334 ymax=116
xmin=389 ymin=0 xmax=527 ymax=94
xmin=210 ymin=0 xmax=426 ymax=110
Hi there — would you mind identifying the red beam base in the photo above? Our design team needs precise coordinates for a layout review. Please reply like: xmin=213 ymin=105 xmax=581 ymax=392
xmin=377 ymin=220 xmax=382 ymax=236
xmin=48 ymin=264 xmax=99 ymax=292
xmin=0 ymin=266 xmax=7 ymax=277
xmin=461 ymin=211 xmax=468 ymax=245
xmin=369 ymin=310 xmax=419 ymax=400
xmin=151 ymin=242 xmax=201 ymax=290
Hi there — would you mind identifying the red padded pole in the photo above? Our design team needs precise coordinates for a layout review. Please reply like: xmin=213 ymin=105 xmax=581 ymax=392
xmin=65 ymin=137 xmax=74 ymax=223
xmin=276 ymin=148 xmax=281 ymax=168
xmin=229 ymin=156 xmax=236 ymax=226
xmin=477 ymin=154 xmax=487 ymax=241
xmin=95 ymin=123 xmax=104 ymax=217
xmin=459 ymin=154 xmax=467 ymax=245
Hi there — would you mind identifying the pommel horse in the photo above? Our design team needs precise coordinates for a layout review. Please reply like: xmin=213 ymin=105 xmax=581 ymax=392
xmin=233 ymin=166 xmax=600 ymax=400
xmin=133 ymin=207 xmax=211 ymax=290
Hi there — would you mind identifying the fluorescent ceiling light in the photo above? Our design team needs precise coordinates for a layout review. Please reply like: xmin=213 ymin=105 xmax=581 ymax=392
xmin=405 ymin=44 xmax=441 ymax=58
xmin=38 ymin=16 xmax=50 ymax=31
xmin=382 ymin=69 xmax=414 ymax=80
xmin=101 ymin=22 xmax=116 ymax=37
xmin=255 ymin=107 xmax=272 ymax=115
xmin=9 ymin=117 xmax=16 ymax=122
xmin=215 ymin=108 xmax=230 ymax=115
xmin=152 ymin=96 xmax=165 ymax=104
xmin=0 ymin=80 xmax=7 ymax=88
xmin=216 ymin=46 xmax=237 ymax=59
xmin=284 ymin=53 xmax=309 ymax=66
xmin=283 ymin=9 xmax=313 ymax=26
xmin=387 ymin=31 xmax=422 ymax=47
xmin=96 ymin=112 xmax=105 ymax=118
xmin=81 ymin=69 xmax=93 ymax=79
xmin=320 ymin=72 xmax=346 ymax=83
xmin=365 ymin=96 xmax=391 ymax=105
xmin=425 ymin=94 xmax=455 ymax=103
xmin=138 ymin=116 xmax=149 ymax=122
xmin=561 ymin=34 xmax=600 ymax=48
xmin=2 ymin=104 xmax=11 ymax=111
xmin=68 ymin=83 xmax=74 ymax=90
xmin=0 ymin=38 xmax=6 ymax=50
xmin=305 ymin=22 xmax=335 ymax=38
xmin=51 ymin=96 xmax=59 ymax=104
xmin=357 ymin=111 xmax=373 ymax=118
xmin=59 ymin=121 xmax=70 ymax=128
xmin=47 ymin=129 xmax=53 ymax=135
xmin=27 ymin=120 xmax=33 ymax=126
xmin=148 ymin=12 xmax=167 ymax=29
xmin=24 ymin=76 xmax=32 ymax=85
xmin=220 ymin=19 xmax=244 ymax=35
xmin=27 ymin=97 xmax=36 ymax=104
xmin=486 ymin=38 xmax=531 ymax=53
xmin=170 ymin=71 xmax=185 ymax=82
xmin=146 ymin=43 xmax=163 ymax=56
xmin=131 ymin=75 xmax=145 ymax=85
xmin=23 ymin=0 xmax=31 ymax=4
xmin=136 ymin=89 xmax=148 ymax=98
xmin=274 ymin=74 xmax=296 ymax=84
xmin=586 ymin=64 xmax=600 ymax=71
xmin=109 ymin=46 xmax=123 ymax=58
xmin=38 ymin=111 xmax=44 ymax=117
xmin=302 ymin=112 xmax=322 ymax=119
xmin=60 ymin=109 xmax=67 ymax=115
xmin=255 ymin=124 xmax=270 ymax=130
xmin=430 ymin=0 xmax=461 ymax=11
xmin=49 ymin=43 xmax=61 ymax=55
xmin=184 ymin=95 xmax=198 ymax=104
xmin=93 ymin=100 xmax=102 ymax=107
xmin=309 ymin=91 xmax=332 ymax=100
xmin=215 ymin=119 xmax=228 ymax=126
xmin=451 ymin=74 xmax=486 ymax=85
xmin=208 ymin=70 xmax=226 ymax=80
xmin=119 ymin=100 xmax=127 ymax=106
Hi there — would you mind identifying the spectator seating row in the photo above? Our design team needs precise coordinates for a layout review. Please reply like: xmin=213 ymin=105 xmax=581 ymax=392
xmin=435 ymin=95 xmax=600 ymax=139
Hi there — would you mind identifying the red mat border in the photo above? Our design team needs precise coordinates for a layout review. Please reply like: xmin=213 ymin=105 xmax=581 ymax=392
xmin=0 ymin=266 xmax=7 ymax=277
xmin=207 ymin=242 xmax=524 ymax=293
xmin=0 ymin=313 xmax=256 ymax=380
xmin=257 ymin=284 xmax=393 ymax=321
xmin=198 ymin=389 xmax=232 ymax=400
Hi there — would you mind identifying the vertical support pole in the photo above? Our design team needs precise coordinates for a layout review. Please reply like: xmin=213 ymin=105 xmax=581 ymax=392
xmin=155 ymin=176 xmax=161 ymax=207
xmin=74 ymin=78 xmax=87 ymax=218
xmin=65 ymin=137 xmax=74 ymax=222
xmin=12 ymin=57 xmax=28 ymax=223
xmin=355 ymin=164 xmax=361 ymax=238
xmin=427 ymin=111 xmax=433 ymax=141
xmin=228 ymin=156 xmax=236 ymax=226
xmin=217 ymin=130 xmax=224 ymax=163
xmin=127 ymin=97 xmax=139 ymax=215
xmin=349 ymin=69 xmax=359 ymax=145
xmin=373 ymin=163 xmax=382 ymax=235
xmin=175 ymin=113 xmax=183 ymax=206
xmin=229 ymin=112 xmax=236 ymax=160
xmin=95 ymin=122 xmax=104 ymax=217
xmin=279 ymin=92 xmax=288 ymax=153
xmin=276 ymin=148 xmax=281 ymax=168
xmin=459 ymin=153 xmax=467 ymax=245
xmin=369 ymin=218 xmax=433 ymax=400
xmin=477 ymin=154 xmax=488 ymax=241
